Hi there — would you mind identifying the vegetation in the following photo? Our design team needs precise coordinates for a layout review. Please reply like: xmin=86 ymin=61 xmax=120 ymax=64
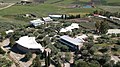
xmin=24 ymin=52 xmax=32 ymax=61
xmin=0 ymin=57 xmax=12 ymax=67
xmin=31 ymin=56 xmax=41 ymax=67
xmin=0 ymin=0 xmax=119 ymax=67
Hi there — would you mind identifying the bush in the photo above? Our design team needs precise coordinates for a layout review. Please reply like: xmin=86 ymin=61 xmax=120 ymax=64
xmin=0 ymin=47 xmax=5 ymax=54
xmin=24 ymin=52 xmax=32 ymax=61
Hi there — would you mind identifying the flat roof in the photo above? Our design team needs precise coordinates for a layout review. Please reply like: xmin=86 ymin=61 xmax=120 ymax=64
xmin=60 ymin=35 xmax=83 ymax=45
xmin=30 ymin=19 xmax=44 ymax=23
xmin=49 ymin=15 xmax=62 ymax=18
xmin=107 ymin=29 xmax=120 ymax=34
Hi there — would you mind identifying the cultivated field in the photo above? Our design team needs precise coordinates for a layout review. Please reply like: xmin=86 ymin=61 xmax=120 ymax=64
xmin=0 ymin=0 xmax=119 ymax=26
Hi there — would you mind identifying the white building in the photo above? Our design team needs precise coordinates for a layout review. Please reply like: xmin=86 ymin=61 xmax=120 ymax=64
xmin=42 ymin=17 xmax=53 ymax=22
xmin=110 ymin=16 xmax=120 ymax=20
xmin=94 ymin=14 xmax=107 ymax=19
xmin=60 ymin=35 xmax=84 ymax=50
xmin=16 ymin=36 xmax=44 ymax=53
xmin=107 ymin=29 xmax=120 ymax=34
xmin=30 ymin=19 xmax=44 ymax=26
xmin=93 ymin=35 xmax=101 ymax=40
xmin=76 ymin=34 xmax=88 ymax=42
xmin=60 ymin=23 xmax=79 ymax=32
xmin=5 ymin=30 xmax=14 ymax=34
xmin=49 ymin=15 xmax=62 ymax=18
xmin=60 ymin=28 xmax=72 ymax=32
xmin=98 ymin=15 xmax=107 ymax=19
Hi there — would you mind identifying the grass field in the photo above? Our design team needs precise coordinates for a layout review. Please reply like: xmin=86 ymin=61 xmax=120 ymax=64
xmin=106 ymin=0 xmax=120 ymax=6
xmin=0 ymin=0 xmax=119 ymax=26
xmin=0 ymin=0 xmax=99 ymax=17
xmin=0 ymin=0 xmax=20 ymax=3
xmin=98 ymin=6 xmax=120 ymax=13
xmin=0 ymin=0 xmax=119 ymax=17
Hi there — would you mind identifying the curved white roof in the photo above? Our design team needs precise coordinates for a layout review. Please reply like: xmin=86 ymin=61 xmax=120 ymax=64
xmin=42 ymin=17 xmax=53 ymax=22
xmin=16 ymin=36 xmax=44 ymax=52
xmin=6 ymin=30 xmax=14 ymax=34
xmin=60 ymin=23 xmax=79 ymax=32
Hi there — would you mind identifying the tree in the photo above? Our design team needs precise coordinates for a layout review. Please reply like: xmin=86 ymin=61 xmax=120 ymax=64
xmin=99 ymin=21 xmax=109 ymax=34
xmin=103 ymin=60 xmax=114 ymax=67
xmin=88 ymin=63 xmax=100 ymax=67
xmin=99 ymin=46 xmax=110 ymax=53
xmin=76 ymin=14 xmax=81 ymax=18
xmin=84 ymin=42 xmax=94 ymax=49
xmin=95 ymin=21 xmax=109 ymax=34
xmin=114 ymin=61 xmax=120 ymax=67
xmin=9 ymin=37 xmax=16 ymax=47
xmin=89 ymin=47 xmax=97 ymax=55
xmin=31 ymin=56 xmax=41 ymax=67
xmin=24 ymin=52 xmax=32 ymax=61
xmin=0 ymin=57 xmax=12 ymax=67
xmin=87 ymin=36 xmax=94 ymax=42
xmin=74 ymin=60 xmax=89 ymax=67
xmin=98 ymin=54 xmax=111 ymax=66
xmin=45 ymin=51 xmax=51 ymax=67
xmin=60 ymin=44 xmax=69 ymax=52
xmin=116 ymin=39 xmax=120 ymax=45
xmin=94 ymin=10 xmax=99 ymax=14
xmin=0 ymin=47 xmax=5 ymax=54
xmin=45 ymin=52 xmax=48 ymax=67
xmin=95 ymin=21 xmax=101 ymax=33
xmin=48 ymin=52 xmax=50 ymax=66
xmin=65 ymin=52 xmax=71 ymax=62
xmin=57 ymin=61 xmax=61 ymax=67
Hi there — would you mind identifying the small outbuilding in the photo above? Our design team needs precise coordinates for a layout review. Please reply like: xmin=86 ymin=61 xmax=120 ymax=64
xmin=107 ymin=29 xmax=120 ymax=34
xmin=42 ymin=17 xmax=53 ymax=22
xmin=49 ymin=15 xmax=62 ymax=19
xmin=30 ymin=19 xmax=44 ymax=26
xmin=60 ymin=23 xmax=79 ymax=32
xmin=5 ymin=30 xmax=14 ymax=34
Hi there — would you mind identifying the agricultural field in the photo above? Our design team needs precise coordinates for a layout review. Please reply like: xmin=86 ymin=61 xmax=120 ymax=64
xmin=106 ymin=0 xmax=120 ymax=6
xmin=98 ymin=6 xmax=120 ymax=13
xmin=0 ymin=0 xmax=119 ymax=17
xmin=0 ymin=0 xmax=99 ymax=17
xmin=0 ymin=0 xmax=119 ymax=25
xmin=0 ymin=0 xmax=20 ymax=3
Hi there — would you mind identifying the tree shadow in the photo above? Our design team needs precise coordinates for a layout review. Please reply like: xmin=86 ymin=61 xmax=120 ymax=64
xmin=20 ymin=56 xmax=29 ymax=62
